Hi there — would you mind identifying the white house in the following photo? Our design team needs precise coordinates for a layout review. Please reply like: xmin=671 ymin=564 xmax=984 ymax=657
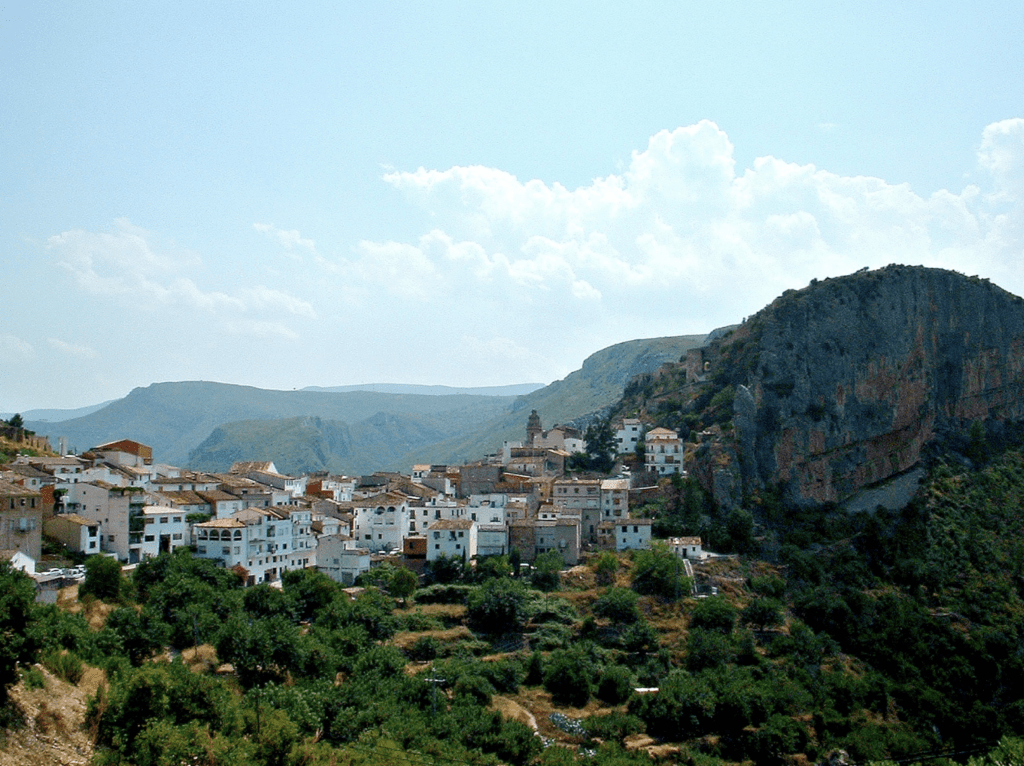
xmin=615 ymin=518 xmax=653 ymax=551
xmin=193 ymin=507 xmax=295 ymax=586
xmin=139 ymin=505 xmax=190 ymax=559
xmin=0 ymin=549 xmax=36 ymax=574
xmin=281 ymin=505 xmax=316 ymax=569
xmin=645 ymin=428 xmax=684 ymax=476
xmin=476 ymin=524 xmax=508 ymax=557
xmin=668 ymin=536 xmax=704 ymax=560
xmin=427 ymin=518 xmax=477 ymax=562
xmin=316 ymin=534 xmax=370 ymax=585
xmin=615 ymin=418 xmax=644 ymax=455
xmin=350 ymin=493 xmax=411 ymax=553
xmin=600 ymin=478 xmax=630 ymax=521
xmin=43 ymin=512 xmax=101 ymax=556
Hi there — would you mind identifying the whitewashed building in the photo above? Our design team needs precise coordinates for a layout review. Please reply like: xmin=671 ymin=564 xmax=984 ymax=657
xmin=139 ymin=505 xmax=189 ymax=559
xmin=428 ymin=518 xmax=477 ymax=562
xmin=645 ymin=428 xmax=683 ymax=476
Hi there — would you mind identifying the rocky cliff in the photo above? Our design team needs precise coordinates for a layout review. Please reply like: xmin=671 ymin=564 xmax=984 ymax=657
xmin=690 ymin=266 xmax=1024 ymax=507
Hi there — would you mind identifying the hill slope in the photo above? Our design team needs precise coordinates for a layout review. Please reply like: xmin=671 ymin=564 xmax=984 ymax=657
xmin=624 ymin=266 xmax=1024 ymax=508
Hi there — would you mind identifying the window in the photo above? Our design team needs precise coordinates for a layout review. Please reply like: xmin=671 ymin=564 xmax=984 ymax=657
xmin=160 ymin=517 xmax=168 ymax=524
xmin=144 ymin=534 xmax=155 ymax=542
xmin=172 ymin=533 xmax=182 ymax=540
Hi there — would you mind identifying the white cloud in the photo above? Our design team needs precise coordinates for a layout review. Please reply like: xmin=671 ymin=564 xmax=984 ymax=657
xmin=254 ymin=223 xmax=318 ymax=259
xmin=0 ymin=334 xmax=34 ymax=359
xmin=47 ymin=338 xmax=97 ymax=358
xmin=47 ymin=219 xmax=316 ymax=329
xmin=358 ymin=119 xmax=1024 ymax=345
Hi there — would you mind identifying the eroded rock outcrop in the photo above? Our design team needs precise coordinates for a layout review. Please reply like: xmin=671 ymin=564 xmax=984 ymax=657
xmin=692 ymin=265 xmax=1024 ymax=507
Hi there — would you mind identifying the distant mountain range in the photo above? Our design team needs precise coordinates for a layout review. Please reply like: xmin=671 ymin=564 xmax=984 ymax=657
xmin=301 ymin=383 xmax=545 ymax=397
xmin=2 ymin=400 xmax=117 ymax=423
xmin=25 ymin=335 xmax=706 ymax=474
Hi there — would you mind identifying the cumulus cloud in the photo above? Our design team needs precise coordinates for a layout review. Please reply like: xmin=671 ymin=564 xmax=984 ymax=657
xmin=47 ymin=219 xmax=315 ymax=338
xmin=358 ymin=119 xmax=1024 ymax=342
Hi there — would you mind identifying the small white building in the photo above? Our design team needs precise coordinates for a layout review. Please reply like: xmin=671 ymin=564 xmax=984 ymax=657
xmin=615 ymin=518 xmax=653 ymax=551
xmin=316 ymin=534 xmax=370 ymax=585
xmin=476 ymin=524 xmax=508 ymax=557
xmin=668 ymin=536 xmax=704 ymax=560
xmin=600 ymin=478 xmax=630 ymax=521
xmin=428 ymin=518 xmax=477 ymax=562
xmin=139 ymin=505 xmax=189 ymax=559
xmin=43 ymin=513 xmax=101 ymax=556
xmin=0 ymin=549 xmax=36 ymax=574
xmin=645 ymin=428 xmax=683 ymax=476
xmin=615 ymin=418 xmax=644 ymax=455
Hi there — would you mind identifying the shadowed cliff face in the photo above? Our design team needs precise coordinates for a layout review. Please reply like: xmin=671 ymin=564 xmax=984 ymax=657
xmin=694 ymin=266 xmax=1024 ymax=507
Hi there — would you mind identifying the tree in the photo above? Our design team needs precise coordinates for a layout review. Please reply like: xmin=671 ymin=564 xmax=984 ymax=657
xmin=282 ymin=568 xmax=339 ymax=621
xmin=467 ymin=577 xmax=528 ymax=633
xmin=631 ymin=542 xmax=689 ymax=600
xmin=0 ymin=562 xmax=39 ymax=705
xmin=572 ymin=418 xmax=617 ymax=473
xmin=741 ymin=598 xmax=784 ymax=632
xmin=689 ymin=596 xmax=737 ymax=634
xmin=544 ymin=645 xmax=596 ymax=707
xmin=593 ymin=587 xmax=641 ymax=624
xmin=80 ymin=555 xmax=123 ymax=602
xmin=593 ymin=551 xmax=619 ymax=586
xmin=532 ymin=550 xmax=564 ymax=591
xmin=7 ymin=413 xmax=24 ymax=429
xmin=427 ymin=553 xmax=465 ymax=584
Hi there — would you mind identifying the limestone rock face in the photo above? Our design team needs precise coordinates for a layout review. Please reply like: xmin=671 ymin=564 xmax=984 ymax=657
xmin=694 ymin=266 xmax=1024 ymax=506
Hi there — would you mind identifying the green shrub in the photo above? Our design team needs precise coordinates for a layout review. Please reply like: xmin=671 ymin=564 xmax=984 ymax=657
xmin=20 ymin=665 xmax=45 ymax=690
xmin=41 ymin=649 xmax=84 ymax=684
xmin=593 ymin=587 xmax=641 ymax=624
xmin=409 ymin=636 xmax=441 ymax=661
xmin=532 ymin=551 xmax=564 ymax=592
xmin=467 ymin=578 xmax=528 ymax=633
xmin=414 ymin=583 xmax=474 ymax=605
xmin=596 ymin=665 xmax=635 ymax=705
xmin=544 ymin=646 xmax=596 ymax=707
xmin=689 ymin=596 xmax=737 ymax=633
xmin=583 ymin=711 xmax=646 ymax=741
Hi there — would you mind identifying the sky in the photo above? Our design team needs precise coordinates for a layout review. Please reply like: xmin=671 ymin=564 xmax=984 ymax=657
xmin=2 ymin=2 xmax=1023 ymax=413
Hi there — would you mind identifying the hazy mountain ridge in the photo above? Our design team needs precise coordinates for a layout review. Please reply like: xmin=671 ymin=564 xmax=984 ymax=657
xmin=26 ymin=335 xmax=706 ymax=471
xmin=27 ymin=383 xmax=512 ymax=467
xmin=301 ymin=382 xmax=544 ymax=397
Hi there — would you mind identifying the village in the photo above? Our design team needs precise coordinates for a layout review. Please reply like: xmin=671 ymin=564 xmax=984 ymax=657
xmin=1 ymin=411 xmax=706 ymax=594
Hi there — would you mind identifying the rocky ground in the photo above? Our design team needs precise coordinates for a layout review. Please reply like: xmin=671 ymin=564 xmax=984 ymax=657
xmin=0 ymin=665 xmax=101 ymax=766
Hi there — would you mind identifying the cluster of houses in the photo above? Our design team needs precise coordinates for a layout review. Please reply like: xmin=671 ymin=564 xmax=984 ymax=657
xmin=1 ymin=412 xmax=703 ymax=589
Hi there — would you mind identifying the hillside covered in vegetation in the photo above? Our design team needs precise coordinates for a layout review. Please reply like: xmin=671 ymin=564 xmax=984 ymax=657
xmin=6 ymin=440 xmax=1024 ymax=764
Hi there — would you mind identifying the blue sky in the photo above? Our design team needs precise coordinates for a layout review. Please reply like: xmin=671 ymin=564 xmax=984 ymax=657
xmin=2 ymin=2 xmax=1023 ymax=412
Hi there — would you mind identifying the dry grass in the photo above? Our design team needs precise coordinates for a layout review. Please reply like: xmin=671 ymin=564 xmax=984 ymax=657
xmin=490 ymin=695 xmax=537 ymax=731
xmin=508 ymin=687 xmax=615 ymax=743
xmin=2 ymin=665 xmax=97 ymax=766
xmin=390 ymin=625 xmax=475 ymax=651
xmin=397 ymin=603 xmax=467 ymax=621
xmin=181 ymin=644 xmax=219 ymax=673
